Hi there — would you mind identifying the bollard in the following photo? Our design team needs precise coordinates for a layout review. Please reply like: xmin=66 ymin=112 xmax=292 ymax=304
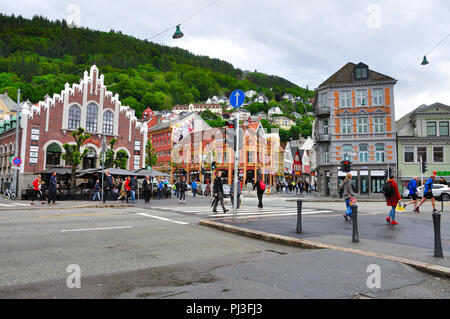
xmin=296 ymin=199 xmax=302 ymax=233
xmin=351 ymin=204 xmax=359 ymax=243
xmin=432 ymin=212 xmax=444 ymax=258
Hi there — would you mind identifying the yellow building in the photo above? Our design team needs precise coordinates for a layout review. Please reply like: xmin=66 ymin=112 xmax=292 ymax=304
xmin=0 ymin=91 xmax=17 ymax=123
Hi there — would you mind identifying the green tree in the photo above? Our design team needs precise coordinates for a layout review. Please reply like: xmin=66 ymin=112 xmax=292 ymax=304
xmin=145 ymin=139 xmax=157 ymax=169
xmin=62 ymin=127 xmax=90 ymax=191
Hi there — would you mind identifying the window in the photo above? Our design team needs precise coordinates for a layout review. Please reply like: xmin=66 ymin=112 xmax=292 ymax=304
xmin=321 ymin=93 xmax=328 ymax=107
xmin=86 ymin=103 xmax=98 ymax=132
xmin=46 ymin=143 xmax=62 ymax=167
xmin=427 ymin=122 xmax=436 ymax=136
xmin=357 ymin=117 xmax=368 ymax=134
xmin=103 ymin=111 xmax=114 ymax=134
xmin=375 ymin=144 xmax=385 ymax=162
xmin=374 ymin=116 xmax=385 ymax=133
xmin=404 ymin=147 xmax=414 ymax=163
xmin=356 ymin=90 xmax=368 ymax=106
xmin=68 ymin=105 xmax=81 ymax=129
xmin=439 ymin=122 xmax=449 ymax=136
xmin=323 ymin=119 xmax=329 ymax=135
xmin=433 ymin=147 xmax=444 ymax=163
xmin=82 ymin=147 xmax=97 ymax=169
xmin=342 ymin=118 xmax=352 ymax=134
xmin=247 ymin=151 xmax=254 ymax=163
xmin=372 ymin=89 xmax=384 ymax=106
xmin=359 ymin=144 xmax=368 ymax=163
xmin=417 ymin=147 xmax=427 ymax=163
xmin=340 ymin=91 xmax=352 ymax=107
xmin=324 ymin=146 xmax=330 ymax=164
xmin=343 ymin=144 xmax=353 ymax=161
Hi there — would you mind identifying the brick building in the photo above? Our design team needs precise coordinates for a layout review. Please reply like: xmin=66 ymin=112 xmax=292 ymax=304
xmin=0 ymin=65 xmax=148 ymax=195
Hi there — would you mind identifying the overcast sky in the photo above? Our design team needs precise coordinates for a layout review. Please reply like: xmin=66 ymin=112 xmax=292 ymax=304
xmin=2 ymin=0 xmax=450 ymax=119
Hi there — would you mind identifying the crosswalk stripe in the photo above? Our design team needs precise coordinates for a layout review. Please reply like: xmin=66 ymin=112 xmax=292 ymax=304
xmin=0 ymin=204 xmax=14 ymax=207
xmin=210 ymin=210 xmax=332 ymax=218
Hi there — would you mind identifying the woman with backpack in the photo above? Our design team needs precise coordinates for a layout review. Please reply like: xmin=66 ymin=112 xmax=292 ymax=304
xmin=253 ymin=175 xmax=266 ymax=209
xmin=384 ymin=174 xmax=402 ymax=225
xmin=340 ymin=173 xmax=355 ymax=221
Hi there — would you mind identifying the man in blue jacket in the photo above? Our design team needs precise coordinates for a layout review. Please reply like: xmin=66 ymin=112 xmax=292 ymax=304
xmin=416 ymin=175 xmax=438 ymax=214
xmin=103 ymin=170 xmax=118 ymax=203
xmin=404 ymin=177 xmax=419 ymax=212
xmin=48 ymin=171 xmax=58 ymax=205
xmin=191 ymin=180 xmax=197 ymax=198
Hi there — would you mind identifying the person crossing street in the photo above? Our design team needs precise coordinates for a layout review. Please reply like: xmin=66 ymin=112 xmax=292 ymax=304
xmin=416 ymin=175 xmax=439 ymax=214
xmin=212 ymin=171 xmax=228 ymax=213
xmin=403 ymin=177 xmax=419 ymax=212
xmin=253 ymin=175 xmax=266 ymax=209
xmin=383 ymin=174 xmax=402 ymax=225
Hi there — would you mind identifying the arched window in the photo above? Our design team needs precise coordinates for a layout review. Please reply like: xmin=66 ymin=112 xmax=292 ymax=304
xmin=46 ymin=143 xmax=62 ymax=167
xmin=86 ymin=103 xmax=98 ymax=132
xmin=68 ymin=105 xmax=81 ymax=129
xmin=103 ymin=111 xmax=114 ymax=134
xmin=82 ymin=147 xmax=97 ymax=169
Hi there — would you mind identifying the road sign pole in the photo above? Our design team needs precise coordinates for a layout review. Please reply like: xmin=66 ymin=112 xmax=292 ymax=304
xmin=11 ymin=89 xmax=20 ymax=200
xmin=233 ymin=112 xmax=239 ymax=221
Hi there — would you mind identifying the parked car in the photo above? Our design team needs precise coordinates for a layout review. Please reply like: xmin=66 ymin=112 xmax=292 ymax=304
xmin=417 ymin=184 xmax=450 ymax=201
xmin=222 ymin=184 xmax=231 ymax=198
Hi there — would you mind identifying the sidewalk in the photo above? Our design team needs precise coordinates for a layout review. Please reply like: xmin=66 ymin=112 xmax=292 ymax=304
xmin=200 ymin=208 xmax=450 ymax=278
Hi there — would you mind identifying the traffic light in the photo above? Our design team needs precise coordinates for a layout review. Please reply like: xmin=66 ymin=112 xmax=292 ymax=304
xmin=211 ymin=161 xmax=216 ymax=170
xmin=225 ymin=119 xmax=236 ymax=129
xmin=421 ymin=161 xmax=428 ymax=174
xmin=340 ymin=160 xmax=351 ymax=173
xmin=388 ymin=167 xmax=393 ymax=178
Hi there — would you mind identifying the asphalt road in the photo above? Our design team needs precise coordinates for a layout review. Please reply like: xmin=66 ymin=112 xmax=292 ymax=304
xmin=0 ymin=196 xmax=449 ymax=299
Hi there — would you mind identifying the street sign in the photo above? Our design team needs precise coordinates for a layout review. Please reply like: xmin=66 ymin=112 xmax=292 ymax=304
xmin=230 ymin=89 xmax=245 ymax=108
xmin=12 ymin=157 xmax=21 ymax=166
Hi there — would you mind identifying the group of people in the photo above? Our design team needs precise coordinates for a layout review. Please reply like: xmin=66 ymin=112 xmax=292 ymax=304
xmin=340 ymin=173 xmax=441 ymax=226
xmin=275 ymin=180 xmax=316 ymax=194
xmin=30 ymin=172 xmax=58 ymax=205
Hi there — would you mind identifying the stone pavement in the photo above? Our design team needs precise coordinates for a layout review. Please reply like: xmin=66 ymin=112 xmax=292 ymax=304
xmin=200 ymin=205 xmax=450 ymax=278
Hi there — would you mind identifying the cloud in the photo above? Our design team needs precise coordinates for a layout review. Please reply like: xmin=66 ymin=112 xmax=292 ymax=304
xmin=1 ymin=0 xmax=449 ymax=118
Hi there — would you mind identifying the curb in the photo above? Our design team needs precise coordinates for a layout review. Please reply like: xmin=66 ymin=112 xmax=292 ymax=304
xmin=0 ymin=203 xmax=133 ymax=211
xmin=199 ymin=219 xmax=450 ymax=279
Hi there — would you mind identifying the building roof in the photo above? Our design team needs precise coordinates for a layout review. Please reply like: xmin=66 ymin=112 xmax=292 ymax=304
xmin=317 ymin=62 xmax=396 ymax=88
xmin=0 ymin=92 xmax=17 ymax=111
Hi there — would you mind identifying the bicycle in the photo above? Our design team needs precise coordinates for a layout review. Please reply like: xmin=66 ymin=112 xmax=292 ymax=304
xmin=1 ymin=188 xmax=16 ymax=200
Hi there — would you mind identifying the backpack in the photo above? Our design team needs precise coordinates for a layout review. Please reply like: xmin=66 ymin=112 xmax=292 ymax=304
xmin=260 ymin=181 xmax=266 ymax=191
xmin=382 ymin=181 xmax=393 ymax=198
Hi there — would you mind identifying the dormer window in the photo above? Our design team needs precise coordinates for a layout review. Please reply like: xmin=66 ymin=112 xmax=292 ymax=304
xmin=353 ymin=63 xmax=370 ymax=81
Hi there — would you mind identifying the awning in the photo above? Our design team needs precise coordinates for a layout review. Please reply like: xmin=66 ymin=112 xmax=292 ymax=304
xmin=39 ymin=167 xmax=73 ymax=175
xmin=133 ymin=168 xmax=170 ymax=177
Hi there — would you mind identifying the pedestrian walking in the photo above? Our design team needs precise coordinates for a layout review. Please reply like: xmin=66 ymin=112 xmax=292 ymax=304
xmin=47 ymin=171 xmax=58 ymax=204
xmin=416 ymin=175 xmax=439 ymax=214
xmin=230 ymin=177 xmax=242 ymax=209
xmin=157 ymin=179 xmax=164 ymax=199
xmin=179 ymin=176 xmax=187 ymax=203
xmin=124 ymin=176 xmax=131 ymax=203
xmin=103 ymin=170 xmax=118 ymax=203
xmin=253 ymin=175 xmax=266 ymax=209
xmin=130 ymin=176 xmax=138 ymax=203
xmin=403 ymin=177 xmax=419 ymax=212
xmin=40 ymin=181 xmax=47 ymax=203
xmin=340 ymin=173 xmax=355 ymax=221
xmin=383 ymin=174 xmax=402 ymax=225
xmin=305 ymin=181 xmax=310 ymax=194
xmin=117 ymin=178 xmax=127 ymax=202
xmin=191 ymin=180 xmax=198 ymax=198
xmin=30 ymin=174 xmax=44 ymax=205
xmin=143 ymin=176 xmax=151 ymax=203
xmin=212 ymin=171 xmax=229 ymax=213
xmin=92 ymin=179 xmax=101 ymax=201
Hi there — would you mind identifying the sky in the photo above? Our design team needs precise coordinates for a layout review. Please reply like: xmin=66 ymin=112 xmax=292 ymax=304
xmin=2 ymin=0 xmax=450 ymax=119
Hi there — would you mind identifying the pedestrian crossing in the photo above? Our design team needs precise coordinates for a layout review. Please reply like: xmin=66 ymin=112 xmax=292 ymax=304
xmin=0 ymin=202 xmax=30 ymax=207
xmin=152 ymin=205 xmax=334 ymax=220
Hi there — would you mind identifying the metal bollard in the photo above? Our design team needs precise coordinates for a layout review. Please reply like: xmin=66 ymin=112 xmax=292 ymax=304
xmin=433 ymin=212 xmax=444 ymax=258
xmin=296 ymin=199 xmax=302 ymax=233
xmin=352 ymin=204 xmax=359 ymax=243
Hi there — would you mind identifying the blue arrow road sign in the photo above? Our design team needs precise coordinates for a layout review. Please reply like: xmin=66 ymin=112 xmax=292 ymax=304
xmin=230 ymin=89 xmax=245 ymax=108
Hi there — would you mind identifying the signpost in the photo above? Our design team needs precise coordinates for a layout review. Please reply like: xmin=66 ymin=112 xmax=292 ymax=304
xmin=12 ymin=157 xmax=22 ymax=167
xmin=230 ymin=90 xmax=244 ymax=221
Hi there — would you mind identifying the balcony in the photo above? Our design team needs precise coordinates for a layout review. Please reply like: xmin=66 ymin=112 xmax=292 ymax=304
xmin=317 ymin=134 xmax=331 ymax=142
xmin=315 ymin=107 xmax=330 ymax=117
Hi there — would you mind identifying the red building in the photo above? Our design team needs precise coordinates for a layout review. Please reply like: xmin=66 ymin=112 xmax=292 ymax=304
xmin=0 ymin=65 xmax=148 ymax=194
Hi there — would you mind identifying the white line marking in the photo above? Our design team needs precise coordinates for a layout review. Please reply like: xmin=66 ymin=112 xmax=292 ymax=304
xmin=0 ymin=204 xmax=14 ymax=207
xmin=136 ymin=213 xmax=189 ymax=225
xmin=210 ymin=210 xmax=333 ymax=218
xmin=12 ymin=203 xmax=30 ymax=206
xmin=61 ymin=226 xmax=133 ymax=232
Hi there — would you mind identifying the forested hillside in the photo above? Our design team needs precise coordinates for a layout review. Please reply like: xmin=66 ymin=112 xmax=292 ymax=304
xmin=0 ymin=14 xmax=314 ymax=118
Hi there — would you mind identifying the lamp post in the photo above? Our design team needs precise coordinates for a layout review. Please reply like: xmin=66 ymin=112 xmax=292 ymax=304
xmin=11 ymin=89 xmax=20 ymax=199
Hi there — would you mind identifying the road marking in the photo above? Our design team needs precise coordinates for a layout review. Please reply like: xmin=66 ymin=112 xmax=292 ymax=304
xmin=0 ymin=204 xmax=14 ymax=207
xmin=136 ymin=212 xmax=189 ymax=225
xmin=61 ymin=226 xmax=133 ymax=232
xmin=37 ymin=213 xmax=113 ymax=218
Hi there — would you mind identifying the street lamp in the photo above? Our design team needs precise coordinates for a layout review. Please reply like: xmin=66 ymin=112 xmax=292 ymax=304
xmin=172 ymin=25 xmax=184 ymax=39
